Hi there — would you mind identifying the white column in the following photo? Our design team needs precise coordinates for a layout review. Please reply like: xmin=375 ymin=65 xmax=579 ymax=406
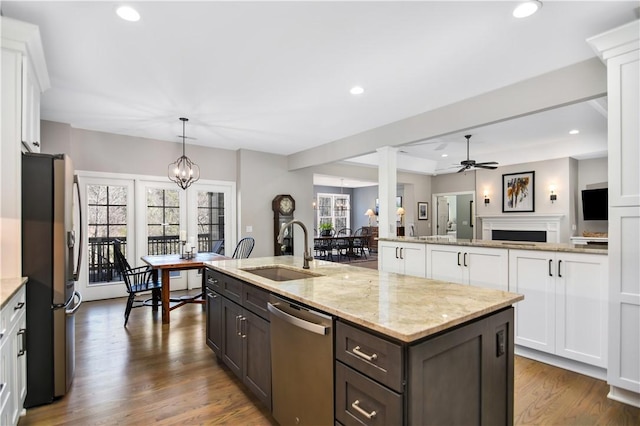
xmin=377 ymin=146 xmax=398 ymax=238
xmin=588 ymin=20 xmax=640 ymax=408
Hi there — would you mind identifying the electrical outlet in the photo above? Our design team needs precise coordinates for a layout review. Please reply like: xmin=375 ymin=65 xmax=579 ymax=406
xmin=246 ymin=225 xmax=253 ymax=233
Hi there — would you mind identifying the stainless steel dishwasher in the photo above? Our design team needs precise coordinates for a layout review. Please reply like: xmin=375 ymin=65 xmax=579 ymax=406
xmin=268 ymin=295 xmax=334 ymax=425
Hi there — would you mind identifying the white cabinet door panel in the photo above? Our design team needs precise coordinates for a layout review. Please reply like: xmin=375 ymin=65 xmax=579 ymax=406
xmin=509 ymin=250 xmax=556 ymax=353
xmin=556 ymin=253 xmax=608 ymax=367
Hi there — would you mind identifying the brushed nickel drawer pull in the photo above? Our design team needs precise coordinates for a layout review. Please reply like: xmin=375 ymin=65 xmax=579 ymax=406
xmin=353 ymin=345 xmax=378 ymax=362
xmin=351 ymin=400 xmax=377 ymax=419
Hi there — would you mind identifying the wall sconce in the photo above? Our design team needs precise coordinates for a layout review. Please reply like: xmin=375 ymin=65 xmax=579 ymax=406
xmin=550 ymin=185 xmax=557 ymax=203
xmin=483 ymin=190 xmax=490 ymax=206
xmin=364 ymin=208 xmax=375 ymax=226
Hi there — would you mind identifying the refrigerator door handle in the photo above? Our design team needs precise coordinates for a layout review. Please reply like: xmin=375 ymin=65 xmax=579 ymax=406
xmin=65 ymin=291 xmax=83 ymax=315
xmin=72 ymin=175 xmax=83 ymax=282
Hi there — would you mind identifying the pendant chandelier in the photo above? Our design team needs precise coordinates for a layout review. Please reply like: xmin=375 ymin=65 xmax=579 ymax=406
xmin=168 ymin=117 xmax=200 ymax=190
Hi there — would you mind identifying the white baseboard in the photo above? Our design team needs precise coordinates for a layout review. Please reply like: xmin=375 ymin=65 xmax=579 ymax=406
xmin=515 ymin=345 xmax=607 ymax=381
xmin=608 ymin=385 xmax=640 ymax=408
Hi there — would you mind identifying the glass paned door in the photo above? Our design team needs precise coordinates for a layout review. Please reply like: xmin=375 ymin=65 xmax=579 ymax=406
xmin=77 ymin=176 xmax=135 ymax=301
xmin=197 ymin=190 xmax=225 ymax=253
xmin=137 ymin=181 xmax=187 ymax=289
xmin=146 ymin=187 xmax=181 ymax=255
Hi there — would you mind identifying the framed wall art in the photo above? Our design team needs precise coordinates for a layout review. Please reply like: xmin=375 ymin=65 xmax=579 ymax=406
xmin=502 ymin=171 xmax=535 ymax=212
xmin=418 ymin=202 xmax=429 ymax=220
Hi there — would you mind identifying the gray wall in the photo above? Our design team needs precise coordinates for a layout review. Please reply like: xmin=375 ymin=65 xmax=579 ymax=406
xmin=42 ymin=120 xmax=237 ymax=180
xmin=237 ymin=149 xmax=314 ymax=258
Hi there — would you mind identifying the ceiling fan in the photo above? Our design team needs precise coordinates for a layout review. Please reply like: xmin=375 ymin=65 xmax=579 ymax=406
xmin=456 ymin=134 xmax=498 ymax=173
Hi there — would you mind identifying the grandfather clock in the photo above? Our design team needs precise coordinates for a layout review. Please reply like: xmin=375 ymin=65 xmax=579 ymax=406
xmin=272 ymin=194 xmax=295 ymax=256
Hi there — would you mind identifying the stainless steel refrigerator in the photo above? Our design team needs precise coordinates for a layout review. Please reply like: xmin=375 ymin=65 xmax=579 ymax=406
xmin=22 ymin=153 xmax=83 ymax=408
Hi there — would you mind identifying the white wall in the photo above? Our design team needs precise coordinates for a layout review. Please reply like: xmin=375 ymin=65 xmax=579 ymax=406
xmin=476 ymin=158 xmax=572 ymax=242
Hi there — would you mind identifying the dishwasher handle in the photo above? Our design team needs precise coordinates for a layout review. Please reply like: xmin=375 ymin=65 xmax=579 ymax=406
xmin=267 ymin=302 xmax=329 ymax=335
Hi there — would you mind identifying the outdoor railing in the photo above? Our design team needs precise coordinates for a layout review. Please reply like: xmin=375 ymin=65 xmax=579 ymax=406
xmin=88 ymin=235 xmax=224 ymax=284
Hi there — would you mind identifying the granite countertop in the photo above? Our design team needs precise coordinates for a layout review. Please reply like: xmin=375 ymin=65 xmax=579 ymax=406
xmin=1 ymin=277 xmax=28 ymax=310
xmin=206 ymin=256 xmax=523 ymax=343
xmin=377 ymin=236 xmax=608 ymax=254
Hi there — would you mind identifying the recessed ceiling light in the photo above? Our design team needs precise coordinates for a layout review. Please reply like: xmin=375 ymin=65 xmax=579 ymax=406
xmin=350 ymin=86 xmax=364 ymax=95
xmin=569 ymin=129 xmax=580 ymax=135
xmin=117 ymin=6 xmax=140 ymax=22
xmin=513 ymin=1 xmax=542 ymax=18
xmin=441 ymin=154 xmax=448 ymax=158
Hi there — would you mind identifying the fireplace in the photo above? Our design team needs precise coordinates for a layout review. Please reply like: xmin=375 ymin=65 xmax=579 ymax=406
xmin=480 ymin=215 xmax=563 ymax=243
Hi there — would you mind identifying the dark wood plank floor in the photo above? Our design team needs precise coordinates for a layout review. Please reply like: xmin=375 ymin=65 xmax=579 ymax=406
xmin=19 ymin=294 xmax=639 ymax=425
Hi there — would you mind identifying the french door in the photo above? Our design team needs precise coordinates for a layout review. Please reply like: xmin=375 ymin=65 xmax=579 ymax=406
xmin=78 ymin=172 xmax=236 ymax=301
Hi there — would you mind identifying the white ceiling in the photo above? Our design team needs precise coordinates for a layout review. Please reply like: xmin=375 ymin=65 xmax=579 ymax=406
xmin=2 ymin=1 xmax=637 ymax=184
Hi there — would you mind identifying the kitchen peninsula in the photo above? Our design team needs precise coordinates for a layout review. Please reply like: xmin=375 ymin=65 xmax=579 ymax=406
xmin=204 ymin=256 xmax=523 ymax=425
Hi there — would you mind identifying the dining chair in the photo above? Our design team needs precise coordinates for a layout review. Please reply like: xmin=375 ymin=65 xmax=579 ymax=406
xmin=113 ymin=240 xmax=162 ymax=326
xmin=232 ymin=237 xmax=255 ymax=259
xmin=352 ymin=227 xmax=369 ymax=259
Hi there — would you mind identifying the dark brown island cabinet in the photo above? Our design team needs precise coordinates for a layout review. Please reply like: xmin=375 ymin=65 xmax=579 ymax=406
xmin=205 ymin=268 xmax=515 ymax=425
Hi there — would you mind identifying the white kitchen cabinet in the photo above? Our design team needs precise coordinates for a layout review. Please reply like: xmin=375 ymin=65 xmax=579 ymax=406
xmin=21 ymin=59 xmax=42 ymax=153
xmin=1 ymin=17 xmax=49 ymax=280
xmin=427 ymin=244 xmax=509 ymax=291
xmin=589 ymin=19 xmax=640 ymax=405
xmin=379 ymin=241 xmax=426 ymax=278
xmin=509 ymin=249 xmax=608 ymax=368
xmin=0 ymin=284 xmax=27 ymax=426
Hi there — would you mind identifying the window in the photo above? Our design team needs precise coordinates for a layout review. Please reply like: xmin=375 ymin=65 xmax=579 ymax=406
xmin=317 ymin=193 xmax=350 ymax=233
xmin=87 ymin=184 xmax=127 ymax=284
xmin=197 ymin=191 xmax=225 ymax=253
xmin=146 ymin=187 xmax=181 ymax=255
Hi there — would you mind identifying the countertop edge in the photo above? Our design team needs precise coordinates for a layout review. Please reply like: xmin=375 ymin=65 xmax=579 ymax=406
xmin=1 ymin=277 xmax=28 ymax=310
xmin=377 ymin=237 xmax=608 ymax=254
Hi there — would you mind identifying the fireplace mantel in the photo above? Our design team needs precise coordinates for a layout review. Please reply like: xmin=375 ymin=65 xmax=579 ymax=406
xmin=479 ymin=214 xmax=564 ymax=243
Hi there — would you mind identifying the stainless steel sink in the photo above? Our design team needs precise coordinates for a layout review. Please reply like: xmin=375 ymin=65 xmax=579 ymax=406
xmin=241 ymin=266 xmax=323 ymax=282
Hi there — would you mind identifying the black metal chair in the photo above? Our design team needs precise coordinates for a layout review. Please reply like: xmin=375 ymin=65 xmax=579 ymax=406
xmin=352 ymin=227 xmax=369 ymax=259
xmin=113 ymin=240 xmax=162 ymax=326
xmin=232 ymin=237 xmax=255 ymax=259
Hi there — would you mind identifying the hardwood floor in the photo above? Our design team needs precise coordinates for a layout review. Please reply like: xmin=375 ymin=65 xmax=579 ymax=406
xmin=19 ymin=294 xmax=639 ymax=425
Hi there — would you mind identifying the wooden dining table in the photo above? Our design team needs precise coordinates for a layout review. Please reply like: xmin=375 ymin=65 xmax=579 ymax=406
xmin=141 ymin=252 xmax=229 ymax=324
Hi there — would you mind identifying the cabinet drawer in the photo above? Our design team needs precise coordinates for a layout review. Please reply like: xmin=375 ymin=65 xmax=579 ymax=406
xmin=206 ymin=270 xmax=242 ymax=304
xmin=204 ymin=269 xmax=222 ymax=293
xmin=242 ymin=284 xmax=270 ymax=320
xmin=1 ymin=285 xmax=26 ymax=335
xmin=336 ymin=321 xmax=403 ymax=393
xmin=335 ymin=361 xmax=403 ymax=426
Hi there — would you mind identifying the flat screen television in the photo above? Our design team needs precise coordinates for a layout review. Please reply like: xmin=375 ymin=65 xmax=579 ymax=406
xmin=581 ymin=188 xmax=608 ymax=220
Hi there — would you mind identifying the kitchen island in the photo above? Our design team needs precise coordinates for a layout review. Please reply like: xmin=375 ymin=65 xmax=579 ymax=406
xmin=204 ymin=256 xmax=523 ymax=425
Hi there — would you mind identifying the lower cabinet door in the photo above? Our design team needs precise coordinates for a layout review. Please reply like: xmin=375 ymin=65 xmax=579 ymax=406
xmin=221 ymin=298 xmax=243 ymax=378
xmin=206 ymin=290 xmax=222 ymax=356
xmin=242 ymin=309 xmax=271 ymax=410
xmin=335 ymin=361 xmax=402 ymax=426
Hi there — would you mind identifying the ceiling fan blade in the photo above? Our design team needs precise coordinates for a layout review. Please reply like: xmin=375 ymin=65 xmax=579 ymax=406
xmin=457 ymin=166 xmax=468 ymax=173
xmin=475 ymin=161 xmax=498 ymax=165
xmin=474 ymin=164 xmax=498 ymax=170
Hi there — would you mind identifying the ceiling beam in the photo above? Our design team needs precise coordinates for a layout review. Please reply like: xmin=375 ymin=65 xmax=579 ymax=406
xmin=287 ymin=57 xmax=607 ymax=171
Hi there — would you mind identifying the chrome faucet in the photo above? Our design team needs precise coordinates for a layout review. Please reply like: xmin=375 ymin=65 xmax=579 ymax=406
xmin=278 ymin=219 xmax=313 ymax=269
